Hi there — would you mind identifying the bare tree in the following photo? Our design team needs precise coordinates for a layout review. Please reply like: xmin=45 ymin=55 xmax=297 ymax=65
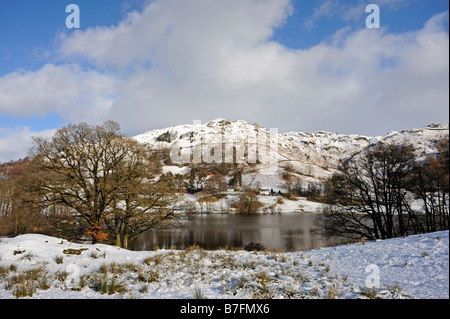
xmin=197 ymin=195 xmax=218 ymax=214
xmin=232 ymin=187 xmax=264 ymax=214
xmin=317 ymin=142 xmax=421 ymax=241
xmin=29 ymin=121 xmax=182 ymax=247
xmin=408 ymin=137 xmax=449 ymax=232
xmin=102 ymin=138 xmax=183 ymax=248
xmin=204 ymin=174 xmax=228 ymax=197
xmin=0 ymin=159 xmax=46 ymax=236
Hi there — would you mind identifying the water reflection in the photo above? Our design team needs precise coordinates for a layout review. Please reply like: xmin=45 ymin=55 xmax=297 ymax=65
xmin=128 ymin=213 xmax=343 ymax=252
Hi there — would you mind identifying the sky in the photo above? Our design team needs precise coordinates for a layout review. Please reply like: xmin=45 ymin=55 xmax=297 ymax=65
xmin=0 ymin=0 xmax=449 ymax=163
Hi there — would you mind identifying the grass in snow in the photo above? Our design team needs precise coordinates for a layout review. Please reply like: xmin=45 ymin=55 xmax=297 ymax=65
xmin=0 ymin=243 xmax=412 ymax=299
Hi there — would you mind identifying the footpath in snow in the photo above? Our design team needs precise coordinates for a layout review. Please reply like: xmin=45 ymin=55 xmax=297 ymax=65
xmin=0 ymin=230 xmax=448 ymax=299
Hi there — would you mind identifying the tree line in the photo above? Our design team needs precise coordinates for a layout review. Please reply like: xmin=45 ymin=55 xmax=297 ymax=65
xmin=317 ymin=136 xmax=449 ymax=241
xmin=0 ymin=121 xmax=268 ymax=247
xmin=0 ymin=121 xmax=185 ymax=249
xmin=1 ymin=121 xmax=448 ymax=247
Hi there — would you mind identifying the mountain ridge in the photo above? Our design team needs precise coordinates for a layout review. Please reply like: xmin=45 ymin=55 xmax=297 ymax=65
xmin=133 ymin=119 xmax=449 ymax=189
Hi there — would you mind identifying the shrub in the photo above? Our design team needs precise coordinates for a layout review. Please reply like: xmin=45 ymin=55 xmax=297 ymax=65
xmin=84 ymin=224 xmax=109 ymax=243
xmin=244 ymin=242 xmax=265 ymax=251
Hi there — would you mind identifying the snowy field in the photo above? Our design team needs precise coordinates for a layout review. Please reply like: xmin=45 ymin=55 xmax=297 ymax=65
xmin=0 ymin=230 xmax=448 ymax=299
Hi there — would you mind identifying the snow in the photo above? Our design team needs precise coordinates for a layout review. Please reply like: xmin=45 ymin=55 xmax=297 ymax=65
xmin=307 ymin=231 xmax=449 ymax=299
xmin=137 ymin=119 xmax=448 ymax=216
xmin=178 ymin=192 xmax=323 ymax=214
xmin=1 ymin=120 xmax=446 ymax=299
xmin=162 ymin=165 xmax=191 ymax=175
xmin=133 ymin=119 xmax=448 ymax=187
xmin=0 ymin=231 xmax=447 ymax=299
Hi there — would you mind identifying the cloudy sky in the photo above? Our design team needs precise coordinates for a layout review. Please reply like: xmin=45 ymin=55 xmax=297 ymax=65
xmin=0 ymin=0 xmax=448 ymax=162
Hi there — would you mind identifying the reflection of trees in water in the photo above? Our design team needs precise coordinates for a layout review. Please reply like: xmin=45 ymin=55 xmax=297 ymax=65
xmin=281 ymin=228 xmax=326 ymax=251
xmin=128 ymin=215 xmax=354 ymax=251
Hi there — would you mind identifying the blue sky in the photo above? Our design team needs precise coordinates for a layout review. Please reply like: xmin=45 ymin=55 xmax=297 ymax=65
xmin=0 ymin=1 xmax=147 ymax=74
xmin=2 ymin=1 xmax=447 ymax=74
xmin=272 ymin=0 xmax=449 ymax=48
xmin=0 ymin=0 xmax=449 ymax=162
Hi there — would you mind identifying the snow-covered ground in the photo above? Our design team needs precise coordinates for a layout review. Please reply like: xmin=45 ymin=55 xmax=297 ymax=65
xmin=0 ymin=231 xmax=448 ymax=299
xmin=183 ymin=192 xmax=323 ymax=214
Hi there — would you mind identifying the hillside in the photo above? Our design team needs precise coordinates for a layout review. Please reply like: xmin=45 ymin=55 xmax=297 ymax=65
xmin=133 ymin=119 xmax=449 ymax=195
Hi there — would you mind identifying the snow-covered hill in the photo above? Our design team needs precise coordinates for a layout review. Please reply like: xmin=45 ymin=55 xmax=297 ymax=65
xmin=133 ymin=119 xmax=449 ymax=190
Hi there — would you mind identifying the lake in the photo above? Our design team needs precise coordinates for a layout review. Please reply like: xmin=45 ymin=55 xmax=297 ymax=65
xmin=128 ymin=213 xmax=348 ymax=252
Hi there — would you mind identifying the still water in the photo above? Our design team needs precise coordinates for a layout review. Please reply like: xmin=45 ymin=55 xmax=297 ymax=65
xmin=128 ymin=213 xmax=345 ymax=252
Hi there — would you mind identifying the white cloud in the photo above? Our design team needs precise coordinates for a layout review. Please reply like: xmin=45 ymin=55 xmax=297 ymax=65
xmin=303 ymin=0 xmax=341 ymax=30
xmin=0 ymin=0 xmax=448 ymax=148
xmin=305 ymin=0 xmax=419 ymax=27
xmin=102 ymin=4 xmax=447 ymax=135
xmin=0 ymin=127 xmax=56 ymax=163
xmin=58 ymin=0 xmax=293 ymax=72
xmin=0 ymin=64 xmax=117 ymax=124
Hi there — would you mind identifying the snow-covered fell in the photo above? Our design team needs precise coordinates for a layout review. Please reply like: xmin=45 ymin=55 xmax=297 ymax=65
xmin=133 ymin=119 xmax=449 ymax=189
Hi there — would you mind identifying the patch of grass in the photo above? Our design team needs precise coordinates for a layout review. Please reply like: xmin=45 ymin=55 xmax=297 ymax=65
xmin=0 ymin=265 xmax=10 ymax=278
xmin=193 ymin=287 xmax=207 ymax=299
xmin=298 ymin=272 xmax=310 ymax=283
xmin=139 ymin=284 xmax=149 ymax=293
xmin=361 ymin=287 xmax=378 ymax=299
xmin=387 ymin=284 xmax=404 ymax=296
xmin=54 ymin=270 xmax=69 ymax=282
xmin=63 ymin=248 xmax=89 ymax=255
xmin=55 ymin=256 xmax=64 ymax=264
xmin=326 ymin=286 xmax=340 ymax=299
xmin=252 ymin=271 xmax=276 ymax=298
xmin=19 ymin=252 xmax=36 ymax=262
xmin=90 ymin=273 xmax=128 ymax=295
xmin=98 ymin=261 xmax=141 ymax=275
xmin=5 ymin=266 xmax=50 ymax=298
xmin=12 ymin=280 xmax=36 ymax=298
xmin=241 ymin=260 xmax=256 ymax=270
xmin=104 ymin=277 xmax=127 ymax=295
xmin=185 ymin=244 xmax=204 ymax=252
xmin=89 ymin=250 xmax=106 ymax=259
xmin=309 ymin=286 xmax=321 ymax=297
xmin=137 ymin=269 xmax=159 ymax=283
xmin=144 ymin=253 xmax=168 ymax=266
